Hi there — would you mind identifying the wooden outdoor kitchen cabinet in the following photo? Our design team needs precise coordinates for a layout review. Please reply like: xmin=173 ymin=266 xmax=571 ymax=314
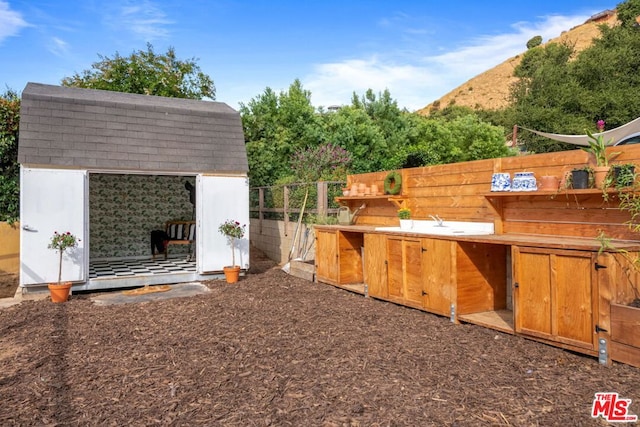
xmin=512 ymin=246 xmax=597 ymax=352
xmin=369 ymin=234 xmax=453 ymax=315
xmin=309 ymin=149 xmax=640 ymax=368
xmin=363 ymin=233 xmax=387 ymax=298
xmin=315 ymin=229 xmax=364 ymax=285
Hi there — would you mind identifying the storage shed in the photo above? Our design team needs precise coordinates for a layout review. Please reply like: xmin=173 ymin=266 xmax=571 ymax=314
xmin=18 ymin=83 xmax=250 ymax=292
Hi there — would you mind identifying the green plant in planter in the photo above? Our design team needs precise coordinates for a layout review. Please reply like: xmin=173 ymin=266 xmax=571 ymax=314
xmin=582 ymin=120 xmax=620 ymax=167
xmin=618 ymin=188 xmax=640 ymax=233
xmin=397 ymin=208 xmax=411 ymax=219
xmin=218 ymin=219 xmax=246 ymax=267
xmin=48 ymin=231 xmax=80 ymax=285
xmin=613 ymin=163 xmax=636 ymax=189
xmin=597 ymin=173 xmax=640 ymax=307
xmin=305 ymin=213 xmax=338 ymax=225
xmin=597 ymin=231 xmax=640 ymax=307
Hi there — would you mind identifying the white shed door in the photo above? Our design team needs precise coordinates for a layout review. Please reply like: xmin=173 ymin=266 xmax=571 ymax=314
xmin=20 ymin=168 xmax=87 ymax=286
xmin=197 ymin=175 xmax=250 ymax=273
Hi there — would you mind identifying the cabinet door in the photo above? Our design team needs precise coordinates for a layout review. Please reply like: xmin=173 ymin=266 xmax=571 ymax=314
xmin=422 ymin=238 xmax=453 ymax=316
xmin=385 ymin=237 xmax=426 ymax=308
xmin=386 ymin=237 xmax=404 ymax=301
xmin=364 ymin=233 xmax=388 ymax=298
xmin=513 ymin=249 xmax=552 ymax=338
xmin=513 ymin=247 xmax=595 ymax=350
xmin=404 ymin=239 xmax=425 ymax=308
xmin=554 ymin=252 xmax=594 ymax=348
xmin=315 ymin=230 xmax=338 ymax=284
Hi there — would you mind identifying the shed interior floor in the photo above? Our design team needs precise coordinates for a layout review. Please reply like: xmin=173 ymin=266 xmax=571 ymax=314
xmin=89 ymin=255 xmax=196 ymax=279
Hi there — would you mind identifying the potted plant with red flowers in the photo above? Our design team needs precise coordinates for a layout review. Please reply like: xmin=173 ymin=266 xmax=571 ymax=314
xmin=583 ymin=120 xmax=620 ymax=188
xmin=47 ymin=231 xmax=80 ymax=302
xmin=218 ymin=219 xmax=246 ymax=283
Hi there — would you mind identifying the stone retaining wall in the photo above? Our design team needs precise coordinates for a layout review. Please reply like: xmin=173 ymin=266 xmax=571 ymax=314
xmin=249 ymin=219 xmax=316 ymax=266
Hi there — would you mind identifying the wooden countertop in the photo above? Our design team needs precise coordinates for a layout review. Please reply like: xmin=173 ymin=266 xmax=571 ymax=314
xmin=313 ymin=224 xmax=640 ymax=251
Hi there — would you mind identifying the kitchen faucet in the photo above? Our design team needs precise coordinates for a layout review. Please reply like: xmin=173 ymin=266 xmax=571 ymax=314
xmin=429 ymin=214 xmax=444 ymax=226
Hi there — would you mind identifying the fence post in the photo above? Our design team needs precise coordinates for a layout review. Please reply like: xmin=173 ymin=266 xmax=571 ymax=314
xmin=284 ymin=185 xmax=290 ymax=236
xmin=317 ymin=181 xmax=327 ymax=218
xmin=258 ymin=187 xmax=264 ymax=234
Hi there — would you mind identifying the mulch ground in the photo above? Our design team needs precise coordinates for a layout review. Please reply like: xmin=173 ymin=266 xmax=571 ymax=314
xmin=0 ymin=272 xmax=18 ymax=299
xmin=1 ymin=248 xmax=639 ymax=426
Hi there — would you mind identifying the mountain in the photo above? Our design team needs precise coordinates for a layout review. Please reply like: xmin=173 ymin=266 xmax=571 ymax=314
xmin=416 ymin=10 xmax=618 ymax=115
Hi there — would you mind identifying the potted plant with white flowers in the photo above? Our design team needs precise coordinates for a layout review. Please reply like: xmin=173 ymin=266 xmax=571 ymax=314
xmin=218 ymin=219 xmax=246 ymax=283
xmin=47 ymin=231 xmax=80 ymax=302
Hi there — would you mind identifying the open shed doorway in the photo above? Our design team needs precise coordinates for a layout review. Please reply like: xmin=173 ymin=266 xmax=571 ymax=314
xmin=85 ymin=172 xmax=198 ymax=290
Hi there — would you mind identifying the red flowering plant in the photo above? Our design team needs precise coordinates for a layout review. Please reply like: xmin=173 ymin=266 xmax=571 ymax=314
xmin=47 ymin=231 xmax=80 ymax=285
xmin=218 ymin=220 xmax=246 ymax=267
xmin=290 ymin=143 xmax=352 ymax=183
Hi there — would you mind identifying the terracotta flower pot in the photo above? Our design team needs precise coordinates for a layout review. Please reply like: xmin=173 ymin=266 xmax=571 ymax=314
xmin=593 ymin=166 xmax=611 ymax=189
xmin=539 ymin=175 xmax=560 ymax=191
xmin=223 ymin=266 xmax=241 ymax=284
xmin=48 ymin=282 xmax=72 ymax=303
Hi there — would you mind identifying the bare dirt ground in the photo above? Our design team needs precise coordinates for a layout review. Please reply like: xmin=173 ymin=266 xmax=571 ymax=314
xmin=1 ymin=248 xmax=639 ymax=426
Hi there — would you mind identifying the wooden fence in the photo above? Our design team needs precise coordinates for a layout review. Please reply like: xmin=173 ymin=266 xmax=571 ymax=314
xmin=0 ymin=222 xmax=20 ymax=274
xmin=249 ymin=181 xmax=345 ymax=234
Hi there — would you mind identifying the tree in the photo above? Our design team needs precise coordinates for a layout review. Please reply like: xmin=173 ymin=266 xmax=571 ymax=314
xmin=241 ymin=80 xmax=323 ymax=187
xmin=505 ymin=42 xmax=598 ymax=152
xmin=0 ymin=89 xmax=20 ymax=222
xmin=499 ymin=0 xmax=640 ymax=153
xmin=350 ymin=88 xmax=408 ymax=158
xmin=526 ymin=35 xmax=543 ymax=49
xmin=390 ymin=117 xmax=457 ymax=168
xmin=448 ymin=114 xmax=513 ymax=161
xmin=390 ymin=112 xmax=514 ymax=169
xmin=61 ymin=43 xmax=215 ymax=100
xmin=244 ymin=81 xmax=515 ymax=185
xmin=616 ymin=0 xmax=640 ymax=27
xmin=320 ymin=106 xmax=388 ymax=174
xmin=571 ymin=20 xmax=640 ymax=126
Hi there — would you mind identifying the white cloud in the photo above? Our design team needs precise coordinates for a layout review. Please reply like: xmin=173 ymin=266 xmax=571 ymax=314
xmin=47 ymin=36 xmax=70 ymax=57
xmin=305 ymin=57 xmax=444 ymax=111
xmin=106 ymin=0 xmax=172 ymax=41
xmin=0 ymin=0 xmax=29 ymax=43
xmin=431 ymin=14 xmax=588 ymax=75
xmin=305 ymin=14 xmax=590 ymax=111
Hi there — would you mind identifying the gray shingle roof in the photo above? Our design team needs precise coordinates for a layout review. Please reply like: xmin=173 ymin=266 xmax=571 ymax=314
xmin=18 ymin=83 xmax=248 ymax=173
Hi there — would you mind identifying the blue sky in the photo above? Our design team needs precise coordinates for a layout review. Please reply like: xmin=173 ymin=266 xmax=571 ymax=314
xmin=0 ymin=0 xmax=615 ymax=111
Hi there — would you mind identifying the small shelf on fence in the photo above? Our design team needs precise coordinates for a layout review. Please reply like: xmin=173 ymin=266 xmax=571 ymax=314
xmin=335 ymin=195 xmax=407 ymax=208
xmin=483 ymin=188 xmax=628 ymax=198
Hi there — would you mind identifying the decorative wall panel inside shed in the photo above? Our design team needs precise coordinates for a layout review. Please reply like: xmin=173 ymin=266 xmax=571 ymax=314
xmin=89 ymin=174 xmax=195 ymax=259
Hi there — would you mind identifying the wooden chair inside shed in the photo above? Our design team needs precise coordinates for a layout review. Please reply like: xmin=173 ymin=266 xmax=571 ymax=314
xmin=163 ymin=220 xmax=196 ymax=260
